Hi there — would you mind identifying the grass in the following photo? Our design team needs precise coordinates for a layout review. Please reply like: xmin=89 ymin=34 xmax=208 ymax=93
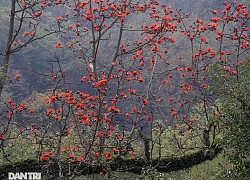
xmin=73 ymin=153 xmax=232 ymax=180
xmin=0 ymin=135 xmax=38 ymax=165
xmin=158 ymin=153 xmax=231 ymax=180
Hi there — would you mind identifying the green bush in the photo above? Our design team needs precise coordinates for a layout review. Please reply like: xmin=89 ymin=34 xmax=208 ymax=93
xmin=219 ymin=60 xmax=250 ymax=179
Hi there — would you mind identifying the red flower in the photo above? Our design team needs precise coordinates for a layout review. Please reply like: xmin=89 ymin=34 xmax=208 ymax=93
xmin=77 ymin=156 xmax=83 ymax=161
xmin=55 ymin=42 xmax=62 ymax=48
xmin=40 ymin=155 xmax=47 ymax=161
xmin=211 ymin=17 xmax=220 ymax=23
xmin=15 ymin=74 xmax=20 ymax=80
xmin=137 ymin=50 xmax=143 ymax=55
xmin=56 ymin=16 xmax=62 ymax=21
xmin=105 ymin=152 xmax=111 ymax=157
xmin=46 ymin=108 xmax=54 ymax=116
xmin=211 ymin=10 xmax=218 ymax=14
xmin=120 ymin=92 xmax=126 ymax=97
xmin=97 ymin=131 xmax=104 ymax=137
xmin=55 ymin=115 xmax=61 ymax=121
xmin=92 ymin=79 xmax=108 ymax=86
xmin=23 ymin=31 xmax=29 ymax=36
xmin=0 ymin=135 xmax=4 ymax=140
xmin=44 ymin=151 xmax=50 ymax=156
xmin=108 ymin=106 xmax=120 ymax=114
xmin=126 ymin=113 xmax=131 ymax=118
xmin=225 ymin=67 xmax=230 ymax=71
xmin=201 ymin=36 xmax=207 ymax=43
xmin=129 ymin=151 xmax=135 ymax=155
xmin=33 ymin=129 xmax=38 ymax=134
xmin=208 ymin=23 xmax=218 ymax=30
xmin=76 ymin=23 xmax=81 ymax=27
xmin=132 ymin=70 xmax=139 ymax=75
xmin=105 ymin=152 xmax=112 ymax=160
xmin=143 ymin=99 xmax=149 ymax=106
xmin=231 ymin=71 xmax=237 ymax=75
xmin=118 ymin=135 xmax=123 ymax=141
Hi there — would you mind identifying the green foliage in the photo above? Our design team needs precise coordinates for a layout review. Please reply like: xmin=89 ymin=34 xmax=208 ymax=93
xmin=219 ymin=59 xmax=250 ymax=179
xmin=150 ymin=153 xmax=231 ymax=180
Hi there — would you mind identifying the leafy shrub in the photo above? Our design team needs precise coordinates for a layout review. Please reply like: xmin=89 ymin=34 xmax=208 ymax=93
xmin=219 ymin=60 xmax=250 ymax=179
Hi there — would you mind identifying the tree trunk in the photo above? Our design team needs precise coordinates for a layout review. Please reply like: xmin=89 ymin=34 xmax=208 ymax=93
xmin=0 ymin=0 xmax=16 ymax=97
xmin=203 ymin=129 xmax=210 ymax=147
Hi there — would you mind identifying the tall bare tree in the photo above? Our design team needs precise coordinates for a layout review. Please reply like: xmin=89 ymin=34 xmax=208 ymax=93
xmin=0 ymin=0 xmax=16 ymax=97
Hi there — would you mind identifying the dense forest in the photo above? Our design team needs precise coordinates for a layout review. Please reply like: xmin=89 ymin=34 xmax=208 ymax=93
xmin=0 ymin=0 xmax=249 ymax=179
